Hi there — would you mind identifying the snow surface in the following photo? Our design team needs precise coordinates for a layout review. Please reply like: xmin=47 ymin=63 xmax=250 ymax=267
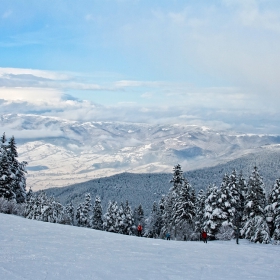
xmin=1 ymin=214 xmax=280 ymax=280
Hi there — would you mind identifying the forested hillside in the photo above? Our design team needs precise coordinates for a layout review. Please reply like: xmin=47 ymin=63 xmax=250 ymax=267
xmin=45 ymin=146 xmax=280 ymax=214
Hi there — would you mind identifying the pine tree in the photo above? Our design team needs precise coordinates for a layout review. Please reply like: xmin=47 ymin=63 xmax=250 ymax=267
xmin=238 ymin=170 xmax=247 ymax=214
xmin=8 ymin=136 xmax=27 ymax=203
xmin=161 ymin=193 xmax=173 ymax=237
xmin=25 ymin=191 xmax=47 ymax=221
xmin=118 ymin=202 xmax=125 ymax=234
xmin=0 ymin=134 xmax=27 ymax=203
xmin=145 ymin=201 xmax=162 ymax=238
xmin=119 ymin=201 xmax=135 ymax=235
xmin=194 ymin=189 xmax=206 ymax=236
xmin=1 ymin=132 xmax=7 ymax=147
xmin=217 ymin=174 xmax=235 ymax=228
xmin=103 ymin=201 xmax=120 ymax=233
xmin=241 ymin=166 xmax=270 ymax=243
xmin=64 ymin=202 xmax=75 ymax=225
xmin=265 ymin=179 xmax=280 ymax=241
xmin=41 ymin=195 xmax=64 ymax=223
xmin=76 ymin=193 xmax=92 ymax=227
xmin=172 ymin=178 xmax=196 ymax=240
xmin=203 ymin=184 xmax=221 ymax=239
xmin=170 ymin=164 xmax=184 ymax=193
xmin=92 ymin=195 xmax=103 ymax=230
xmin=133 ymin=204 xmax=145 ymax=228
xmin=0 ymin=148 xmax=15 ymax=200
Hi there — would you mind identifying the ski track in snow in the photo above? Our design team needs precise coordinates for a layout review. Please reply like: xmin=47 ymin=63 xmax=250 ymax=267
xmin=0 ymin=214 xmax=280 ymax=280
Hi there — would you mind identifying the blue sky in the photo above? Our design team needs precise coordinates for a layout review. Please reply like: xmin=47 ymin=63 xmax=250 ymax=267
xmin=1 ymin=0 xmax=280 ymax=133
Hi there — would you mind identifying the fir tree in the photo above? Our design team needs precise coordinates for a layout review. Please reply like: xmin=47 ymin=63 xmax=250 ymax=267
xmin=203 ymin=184 xmax=220 ymax=239
xmin=194 ymin=189 xmax=206 ymax=235
xmin=217 ymin=174 xmax=235 ymax=228
xmin=160 ymin=193 xmax=173 ymax=237
xmin=103 ymin=201 xmax=120 ymax=233
xmin=0 ymin=134 xmax=27 ymax=203
xmin=76 ymin=193 xmax=92 ymax=227
xmin=172 ymin=178 xmax=196 ymax=240
xmin=238 ymin=170 xmax=247 ymax=214
xmin=0 ymin=132 xmax=7 ymax=147
xmin=92 ymin=195 xmax=103 ymax=230
xmin=265 ymin=179 xmax=280 ymax=241
xmin=145 ymin=201 xmax=162 ymax=238
xmin=170 ymin=164 xmax=184 ymax=193
xmin=0 ymin=148 xmax=15 ymax=200
xmin=64 ymin=202 xmax=75 ymax=225
xmin=241 ymin=166 xmax=270 ymax=243
xmin=133 ymin=204 xmax=145 ymax=228
xmin=122 ymin=200 xmax=134 ymax=235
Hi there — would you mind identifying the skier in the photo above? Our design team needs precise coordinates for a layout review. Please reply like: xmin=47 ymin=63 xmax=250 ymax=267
xmin=166 ymin=232 xmax=171 ymax=240
xmin=137 ymin=224 xmax=143 ymax=236
xmin=201 ymin=230 xmax=207 ymax=243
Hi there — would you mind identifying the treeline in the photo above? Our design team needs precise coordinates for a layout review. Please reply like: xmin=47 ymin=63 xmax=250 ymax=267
xmin=1 ymin=133 xmax=280 ymax=244
xmin=151 ymin=164 xmax=279 ymax=244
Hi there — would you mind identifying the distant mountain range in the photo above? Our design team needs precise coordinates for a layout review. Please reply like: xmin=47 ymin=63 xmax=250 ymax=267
xmin=1 ymin=113 xmax=280 ymax=191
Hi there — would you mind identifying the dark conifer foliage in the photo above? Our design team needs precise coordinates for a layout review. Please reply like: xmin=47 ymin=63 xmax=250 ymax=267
xmin=92 ymin=195 xmax=103 ymax=230
xmin=0 ymin=133 xmax=27 ymax=203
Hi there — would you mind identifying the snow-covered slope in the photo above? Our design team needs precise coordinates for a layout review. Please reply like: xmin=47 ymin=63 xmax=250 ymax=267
xmin=1 ymin=113 xmax=280 ymax=190
xmin=0 ymin=213 xmax=279 ymax=280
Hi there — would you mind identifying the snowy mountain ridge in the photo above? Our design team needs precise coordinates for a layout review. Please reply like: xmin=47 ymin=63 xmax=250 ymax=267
xmin=1 ymin=113 xmax=280 ymax=190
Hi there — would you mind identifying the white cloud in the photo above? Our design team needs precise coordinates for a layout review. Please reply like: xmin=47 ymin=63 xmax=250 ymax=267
xmin=0 ymin=87 xmax=63 ymax=103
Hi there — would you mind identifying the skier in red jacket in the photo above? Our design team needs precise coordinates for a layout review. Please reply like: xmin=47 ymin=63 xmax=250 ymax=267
xmin=201 ymin=230 xmax=207 ymax=243
xmin=137 ymin=224 xmax=143 ymax=237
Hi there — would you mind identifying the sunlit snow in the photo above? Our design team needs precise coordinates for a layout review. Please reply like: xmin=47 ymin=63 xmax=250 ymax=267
xmin=0 ymin=214 xmax=279 ymax=279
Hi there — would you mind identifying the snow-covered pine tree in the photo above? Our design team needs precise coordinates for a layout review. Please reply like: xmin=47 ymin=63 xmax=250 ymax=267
xmin=25 ymin=191 xmax=46 ymax=220
xmin=92 ymin=195 xmax=103 ymax=230
xmin=118 ymin=202 xmax=125 ymax=234
xmin=122 ymin=200 xmax=134 ymax=235
xmin=64 ymin=202 xmax=75 ymax=225
xmin=0 ymin=132 xmax=7 ymax=147
xmin=203 ymin=184 xmax=221 ymax=239
xmin=238 ymin=170 xmax=247 ymax=214
xmin=133 ymin=204 xmax=145 ymax=229
xmin=119 ymin=201 xmax=135 ymax=235
xmin=228 ymin=169 xmax=241 ymax=211
xmin=194 ymin=189 xmax=206 ymax=236
xmin=145 ymin=201 xmax=162 ymax=238
xmin=241 ymin=166 xmax=270 ymax=243
xmin=7 ymin=136 xmax=27 ymax=203
xmin=75 ymin=203 xmax=83 ymax=226
xmin=161 ymin=164 xmax=185 ymax=239
xmin=160 ymin=193 xmax=173 ymax=237
xmin=41 ymin=195 xmax=64 ymax=223
xmin=172 ymin=178 xmax=196 ymax=240
xmin=216 ymin=174 xmax=235 ymax=229
xmin=0 ymin=147 xmax=15 ymax=200
xmin=24 ymin=188 xmax=35 ymax=218
xmin=265 ymin=179 xmax=280 ymax=241
xmin=0 ymin=134 xmax=27 ymax=203
xmin=103 ymin=201 xmax=120 ymax=233
xmin=170 ymin=164 xmax=184 ymax=194
xmin=76 ymin=193 xmax=92 ymax=227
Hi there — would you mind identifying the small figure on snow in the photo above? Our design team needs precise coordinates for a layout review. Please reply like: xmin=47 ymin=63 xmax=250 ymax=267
xmin=201 ymin=230 xmax=207 ymax=243
xmin=137 ymin=224 xmax=143 ymax=236
xmin=166 ymin=232 xmax=171 ymax=240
